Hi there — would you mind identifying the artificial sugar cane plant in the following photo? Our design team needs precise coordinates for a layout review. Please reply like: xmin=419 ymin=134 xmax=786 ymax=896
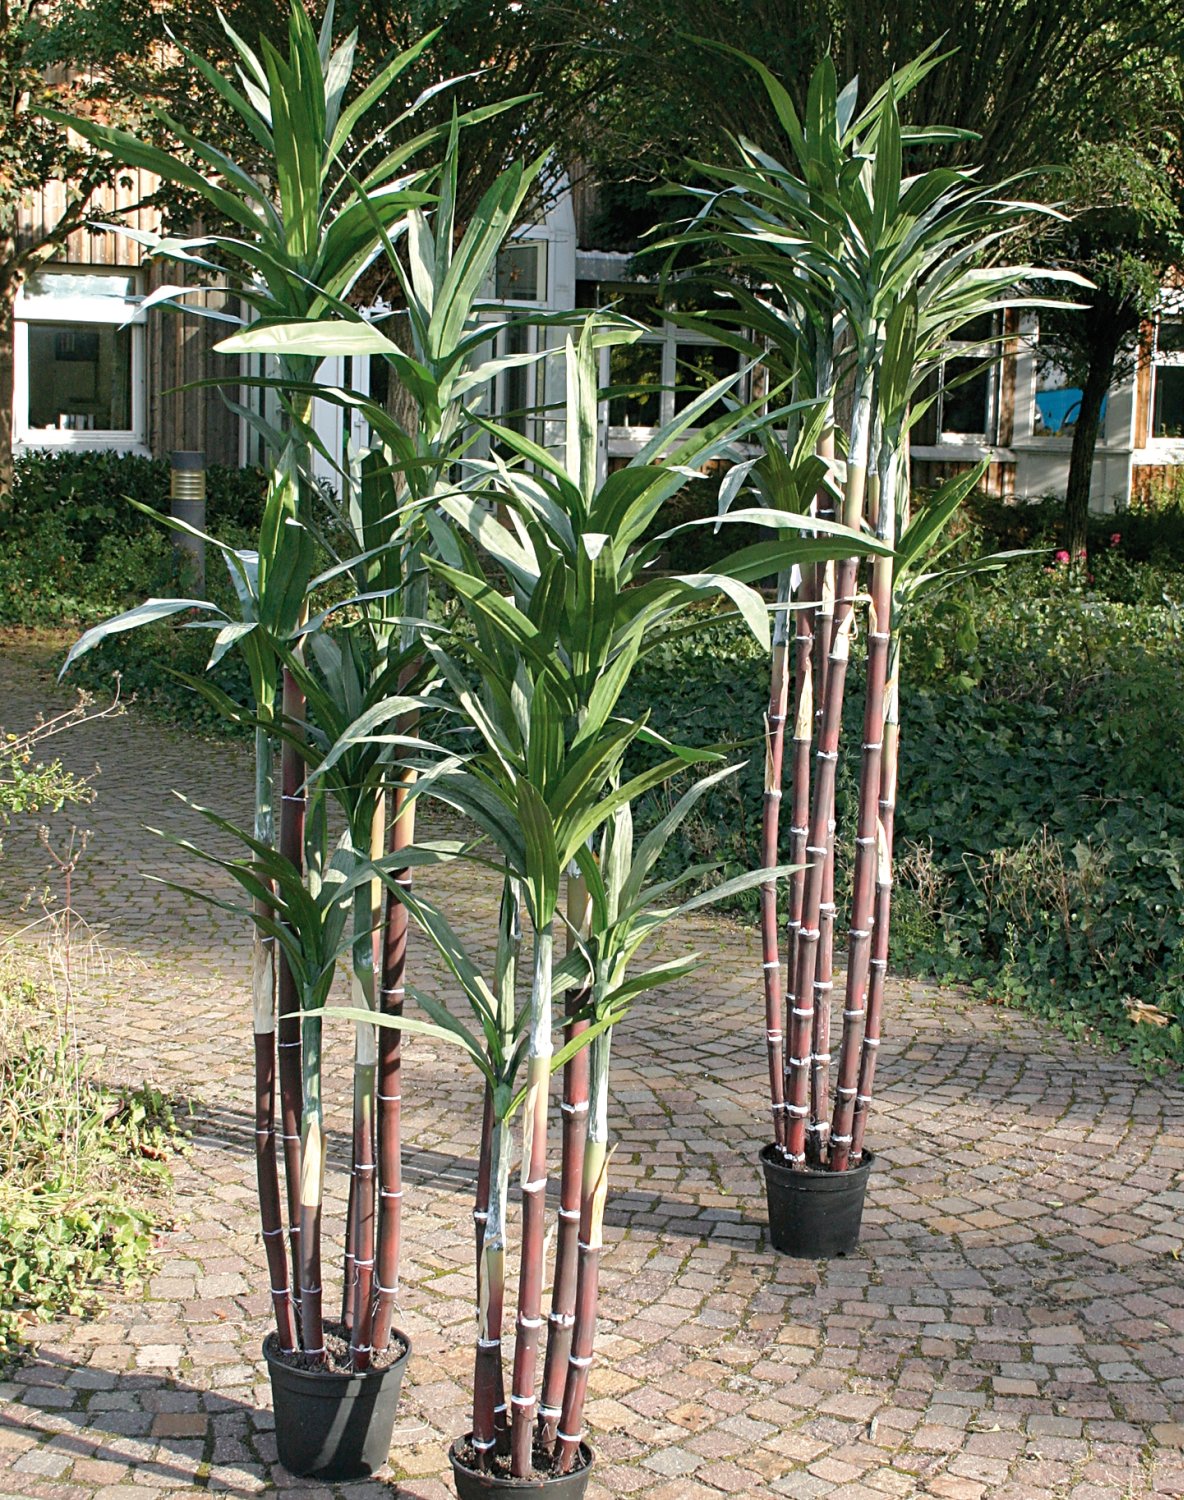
xmin=214 ymin=130 xmax=549 ymax=1374
xmin=55 ymin=1 xmax=546 ymax=1477
xmin=315 ymin=316 xmax=879 ymax=1487
xmin=57 ymin=0 xmax=444 ymax=1369
xmin=671 ymin=47 xmax=1085 ymax=1245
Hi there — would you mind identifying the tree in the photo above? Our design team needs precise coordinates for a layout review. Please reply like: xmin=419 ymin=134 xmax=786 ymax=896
xmin=582 ymin=0 xmax=1184 ymax=536
xmin=97 ymin=0 xmax=619 ymax=268
xmin=1033 ymin=140 xmax=1184 ymax=559
xmin=0 ymin=0 xmax=149 ymax=495
xmin=587 ymin=0 xmax=1182 ymax=182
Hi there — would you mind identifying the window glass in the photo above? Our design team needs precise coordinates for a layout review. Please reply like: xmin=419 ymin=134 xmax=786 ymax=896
xmin=1153 ymin=366 xmax=1184 ymax=438
xmin=953 ymin=312 xmax=997 ymax=344
xmin=673 ymin=342 xmax=740 ymax=422
xmin=27 ymin=321 xmax=133 ymax=432
xmin=500 ymin=321 xmax=532 ymax=437
xmin=941 ymin=357 xmax=991 ymax=436
xmin=1157 ymin=320 xmax=1184 ymax=355
xmin=23 ymin=270 xmax=138 ymax=305
xmin=609 ymin=340 xmax=662 ymax=427
xmin=1034 ymin=360 xmax=1085 ymax=436
xmin=495 ymin=242 xmax=546 ymax=302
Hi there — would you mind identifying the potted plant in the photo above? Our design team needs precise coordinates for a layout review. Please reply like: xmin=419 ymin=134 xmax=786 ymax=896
xmin=312 ymin=317 xmax=880 ymax=1490
xmin=671 ymin=47 xmax=1085 ymax=1255
xmin=57 ymin=3 xmax=549 ymax=1477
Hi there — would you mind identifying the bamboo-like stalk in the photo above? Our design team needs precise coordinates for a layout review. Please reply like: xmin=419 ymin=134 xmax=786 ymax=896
xmin=474 ymin=1083 xmax=495 ymax=1274
xmin=473 ymin=876 xmax=520 ymax=1466
xmin=539 ymin=865 xmax=592 ymax=1446
xmin=809 ymin=833 xmax=836 ymax=1163
xmin=783 ymin=571 xmax=815 ymax=1136
xmin=555 ymin=1033 xmax=610 ymax=1476
xmin=784 ymin=369 xmax=874 ymax=1165
xmin=373 ymin=765 xmax=414 ymax=1354
xmin=298 ymin=1021 xmax=325 ymax=1359
xmin=510 ymin=923 xmax=554 ymax=1478
xmin=250 ymin=724 xmax=297 ymax=1351
xmin=473 ymin=1115 xmax=511 ymax=1466
xmin=785 ymin=411 xmax=835 ymax=1152
xmin=537 ymin=876 xmax=588 ymax=1446
xmin=341 ymin=1170 xmax=357 ymax=1334
xmin=830 ymin=454 xmax=896 ymax=1171
xmin=538 ymin=991 xmax=589 ymax=1447
xmin=850 ymin=635 xmax=899 ymax=1164
xmin=759 ymin=569 xmax=792 ymax=1149
xmin=349 ymin=877 xmax=379 ymax=1370
xmin=277 ymin=666 xmax=305 ymax=1309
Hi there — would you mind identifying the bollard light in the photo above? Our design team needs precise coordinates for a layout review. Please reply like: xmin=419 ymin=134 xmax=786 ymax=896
xmin=169 ymin=450 xmax=207 ymax=592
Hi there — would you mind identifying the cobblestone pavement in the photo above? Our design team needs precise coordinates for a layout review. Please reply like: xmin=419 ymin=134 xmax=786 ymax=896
xmin=1 ymin=642 xmax=1183 ymax=1500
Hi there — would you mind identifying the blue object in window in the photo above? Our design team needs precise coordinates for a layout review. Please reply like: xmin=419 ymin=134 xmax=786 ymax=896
xmin=1035 ymin=386 xmax=1106 ymax=436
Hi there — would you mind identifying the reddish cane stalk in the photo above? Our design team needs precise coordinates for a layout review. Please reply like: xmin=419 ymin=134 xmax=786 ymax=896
xmin=784 ymin=392 xmax=872 ymax=1165
xmin=555 ymin=1033 xmax=610 ymax=1476
xmin=829 ymin=548 xmax=892 ymax=1170
xmin=373 ymin=714 xmax=417 ymax=1353
xmin=759 ymin=571 xmax=793 ymax=1149
xmin=277 ymin=667 xmax=304 ymax=1309
xmin=809 ymin=518 xmax=841 ymax=1157
xmin=253 ymin=921 xmax=297 ymax=1351
xmin=347 ymin=804 xmax=387 ymax=1372
xmin=538 ymin=991 xmax=591 ymax=1446
xmin=298 ymin=1155 xmax=325 ymax=1357
xmin=783 ymin=575 xmax=815 ymax=1125
xmin=509 ymin=925 xmax=554 ymax=1478
xmin=341 ymin=1172 xmax=357 ymax=1333
xmin=850 ymin=640 xmax=899 ymax=1163
xmin=810 ymin=832 xmax=836 ymax=1163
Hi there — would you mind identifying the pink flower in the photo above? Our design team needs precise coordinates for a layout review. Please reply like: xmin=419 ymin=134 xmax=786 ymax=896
xmin=1054 ymin=549 xmax=1070 ymax=564
xmin=1075 ymin=547 xmax=1087 ymax=559
xmin=1110 ymin=532 xmax=1122 ymax=547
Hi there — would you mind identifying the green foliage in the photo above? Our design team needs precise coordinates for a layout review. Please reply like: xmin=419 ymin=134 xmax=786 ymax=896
xmin=0 ymin=452 xmax=265 ymax=627
xmin=0 ymin=963 xmax=183 ymax=1364
xmin=618 ymin=565 xmax=1184 ymax=1072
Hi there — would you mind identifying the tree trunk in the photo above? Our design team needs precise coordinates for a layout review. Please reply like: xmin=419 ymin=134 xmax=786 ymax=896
xmin=1064 ymin=304 xmax=1127 ymax=566
xmin=0 ymin=268 xmax=19 ymax=501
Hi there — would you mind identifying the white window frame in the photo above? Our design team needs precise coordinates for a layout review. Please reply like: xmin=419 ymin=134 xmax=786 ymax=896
xmin=599 ymin=300 xmax=748 ymax=457
xmin=934 ymin=323 xmax=1000 ymax=446
xmin=14 ymin=266 xmax=148 ymax=454
xmin=473 ymin=233 xmax=555 ymax=454
xmin=1149 ymin=313 xmax=1184 ymax=446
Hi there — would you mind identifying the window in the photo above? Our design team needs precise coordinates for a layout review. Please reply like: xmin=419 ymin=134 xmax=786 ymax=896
xmin=601 ymin=290 xmax=746 ymax=447
xmin=1151 ymin=318 xmax=1184 ymax=440
xmin=494 ymin=240 xmax=548 ymax=305
xmin=14 ymin=268 xmax=146 ymax=451
xmin=934 ymin=313 xmax=998 ymax=443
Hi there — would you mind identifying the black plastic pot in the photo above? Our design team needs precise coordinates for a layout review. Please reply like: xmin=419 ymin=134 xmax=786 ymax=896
xmin=264 ymin=1333 xmax=410 ymax=1480
xmin=448 ymin=1437 xmax=595 ymax=1497
xmin=760 ymin=1144 xmax=874 ymax=1258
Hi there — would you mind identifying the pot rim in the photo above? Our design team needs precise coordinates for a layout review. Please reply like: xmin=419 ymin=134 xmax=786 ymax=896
xmin=447 ymin=1434 xmax=595 ymax=1489
xmin=760 ymin=1143 xmax=876 ymax=1178
xmin=262 ymin=1332 xmax=411 ymax=1391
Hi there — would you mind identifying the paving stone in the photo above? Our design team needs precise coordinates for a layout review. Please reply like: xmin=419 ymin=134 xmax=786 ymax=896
xmin=2 ymin=641 xmax=1183 ymax=1500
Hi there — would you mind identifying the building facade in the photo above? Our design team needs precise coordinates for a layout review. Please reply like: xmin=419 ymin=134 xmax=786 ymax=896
xmin=13 ymin=172 xmax=1183 ymax=512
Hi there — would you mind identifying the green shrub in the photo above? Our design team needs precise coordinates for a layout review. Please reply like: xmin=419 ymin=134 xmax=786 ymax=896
xmin=619 ymin=566 xmax=1184 ymax=1071
xmin=0 ymin=451 xmax=266 ymax=627
xmin=0 ymin=961 xmax=183 ymax=1365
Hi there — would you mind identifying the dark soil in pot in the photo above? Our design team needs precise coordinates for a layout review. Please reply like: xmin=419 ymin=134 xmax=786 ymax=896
xmin=264 ymin=1322 xmax=410 ymax=1480
xmin=760 ymin=1144 xmax=875 ymax=1258
xmin=449 ymin=1435 xmax=594 ymax=1496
